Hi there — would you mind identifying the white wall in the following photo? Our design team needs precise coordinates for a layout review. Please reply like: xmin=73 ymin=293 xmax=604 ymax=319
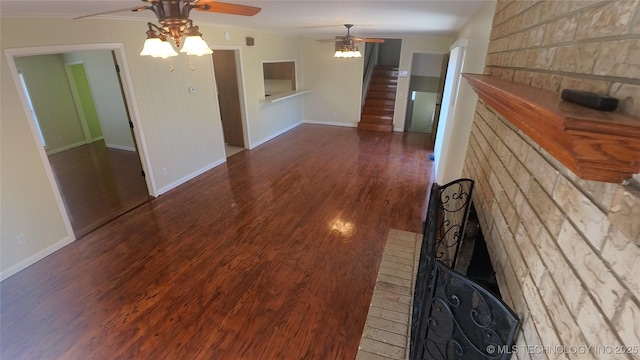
xmin=411 ymin=53 xmax=445 ymax=77
xmin=1 ymin=17 xmax=305 ymax=278
xmin=437 ymin=1 xmax=497 ymax=183
xmin=237 ymin=32 xmax=305 ymax=147
xmin=378 ymin=39 xmax=402 ymax=66
xmin=302 ymin=38 xmax=363 ymax=127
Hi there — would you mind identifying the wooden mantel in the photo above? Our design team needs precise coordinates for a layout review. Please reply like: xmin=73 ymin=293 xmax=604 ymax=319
xmin=463 ymin=74 xmax=640 ymax=183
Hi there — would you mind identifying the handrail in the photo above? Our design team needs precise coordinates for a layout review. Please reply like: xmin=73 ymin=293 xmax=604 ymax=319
xmin=363 ymin=44 xmax=376 ymax=81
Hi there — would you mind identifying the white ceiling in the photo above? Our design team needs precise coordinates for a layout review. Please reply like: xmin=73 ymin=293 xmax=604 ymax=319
xmin=0 ymin=0 xmax=488 ymax=38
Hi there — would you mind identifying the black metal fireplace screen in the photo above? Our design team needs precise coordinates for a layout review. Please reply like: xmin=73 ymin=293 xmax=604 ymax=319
xmin=410 ymin=179 xmax=520 ymax=360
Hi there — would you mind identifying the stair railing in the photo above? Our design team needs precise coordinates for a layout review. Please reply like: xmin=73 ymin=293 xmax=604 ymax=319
xmin=361 ymin=43 xmax=379 ymax=108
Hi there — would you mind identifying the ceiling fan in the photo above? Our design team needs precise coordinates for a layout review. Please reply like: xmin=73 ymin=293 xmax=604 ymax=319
xmin=316 ymin=24 xmax=385 ymax=45
xmin=75 ymin=0 xmax=261 ymax=59
xmin=74 ymin=0 xmax=261 ymax=19
xmin=317 ymin=24 xmax=384 ymax=58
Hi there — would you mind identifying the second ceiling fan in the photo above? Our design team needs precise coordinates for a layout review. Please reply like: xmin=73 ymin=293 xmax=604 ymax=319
xmin=316 ymin=24 xmax=385 ymax=45
xmin=317 ymin=24 xmax=384 ymax=58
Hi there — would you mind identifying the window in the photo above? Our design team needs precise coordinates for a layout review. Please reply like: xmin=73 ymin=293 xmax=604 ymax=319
xmin=18 ymin=71 xmax=46 ymax=147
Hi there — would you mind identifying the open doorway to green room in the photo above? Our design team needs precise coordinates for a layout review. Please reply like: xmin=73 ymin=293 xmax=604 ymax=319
xmin=6 ymin=44 xmax=154 ymax=239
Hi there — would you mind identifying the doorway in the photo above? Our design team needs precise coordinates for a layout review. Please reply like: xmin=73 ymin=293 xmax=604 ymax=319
xmin=211 ymin=49 xmax=246 ymax=158
xmin=11 ymin=47 xmax=151 ymax=238
xmin=404 ymin=52 xmax=446 ymax=137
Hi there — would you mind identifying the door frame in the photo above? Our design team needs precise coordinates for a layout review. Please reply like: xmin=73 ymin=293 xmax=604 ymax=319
xmin=4 ymin=43 xmax=156 ymax=241
xmin=433 ymin=39 xmax=469 ymax=184
xmin=210 ymin=45 xmax=250 ymax=151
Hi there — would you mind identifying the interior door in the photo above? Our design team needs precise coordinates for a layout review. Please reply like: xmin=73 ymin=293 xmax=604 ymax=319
xmin=212 ymin=50 xmax=244 ymax=147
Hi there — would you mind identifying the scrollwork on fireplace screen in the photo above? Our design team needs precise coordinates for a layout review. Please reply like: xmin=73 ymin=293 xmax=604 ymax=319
xmin=434 ymin=178 xmax=475 ymax=269
xmin=412 ymin=179 xmax=475 ymax=360
xmin=414 ymin=261 xmax=520 ymax=360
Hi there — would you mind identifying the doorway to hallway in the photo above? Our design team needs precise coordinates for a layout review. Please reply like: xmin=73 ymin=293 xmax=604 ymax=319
xmin=212 ymin=49 xmax=247 ymax=158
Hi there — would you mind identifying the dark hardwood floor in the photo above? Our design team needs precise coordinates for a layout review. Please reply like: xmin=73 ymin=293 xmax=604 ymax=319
xmin=1 ymin=125 xmax=434 ymax=360
xmin=47 ymin=140 xmax=150 ymax=238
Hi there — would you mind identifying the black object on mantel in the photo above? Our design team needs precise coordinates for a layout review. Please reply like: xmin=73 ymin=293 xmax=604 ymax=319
xmin=561 ymin=89 xmax=619 ymax=112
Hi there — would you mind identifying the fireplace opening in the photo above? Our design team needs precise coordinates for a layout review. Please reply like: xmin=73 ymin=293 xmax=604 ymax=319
xmin=456 ymin=203 xmax=501 ymax=298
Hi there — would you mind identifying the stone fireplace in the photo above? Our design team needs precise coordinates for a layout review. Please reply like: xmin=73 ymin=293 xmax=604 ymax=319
xmin=461 ymin=0 xmax=640 ymax=356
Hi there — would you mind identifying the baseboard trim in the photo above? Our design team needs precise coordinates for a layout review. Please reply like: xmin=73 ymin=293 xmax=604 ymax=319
xmin=45 ymin=140 xmax=87 ymax=155
xmin=249 ymin=121 xmax=303 ymax=149
xmin=156 ymin=158 xmax=226 ymax=196
xmin=0 ymin=235 xmax=75 ymax=282
xmin=303 ymin=120 xmax=357 ymax=128
xmin=106 ymin=143 xmax=136 ymax=152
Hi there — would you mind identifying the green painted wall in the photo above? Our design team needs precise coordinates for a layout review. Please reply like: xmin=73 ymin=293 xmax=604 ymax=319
xmin=69 ymin=63 xmax=102 ymax=139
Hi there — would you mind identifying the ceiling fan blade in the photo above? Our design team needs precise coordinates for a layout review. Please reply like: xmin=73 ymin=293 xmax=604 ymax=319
xmin=73 ymin=6 xmax=149 ymax=20
xmin=363 ymin=38 xmax=385 ymax=43
xmin=195 ymin=1 xmax=261 ymax=16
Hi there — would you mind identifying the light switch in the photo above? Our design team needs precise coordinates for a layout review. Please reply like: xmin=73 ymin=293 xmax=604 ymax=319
xmin=398 ymin=70 xmax=409 ymax=77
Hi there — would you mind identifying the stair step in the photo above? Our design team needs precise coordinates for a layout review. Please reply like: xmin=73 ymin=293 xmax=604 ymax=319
xmin=361 ymin=64 xmax=398 ymax=133
xmin=367 ymin=90 xmax=397 ymax=100
xmin=373 ymin=69 xmax=399 ymax=77
xmin=360 ymin=114 xmax=393 ymax=124
xmin=365 ymin=99 xmax=396 ymax=107
xmin=362 ymin=107 xmax=394 ymax=116
xmin=375 ymin=65 xmax=399 ymax=69
xmin=370 ymin=77 xmax=398 ymax=84
xmin=357 ymin=122 xmax=393 ymax=132
xmin=368 ymin=83 xmax=397 ymax=92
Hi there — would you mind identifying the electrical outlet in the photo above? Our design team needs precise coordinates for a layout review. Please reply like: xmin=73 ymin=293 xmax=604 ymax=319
xmin=17 ymin=234 xmax=26 ymax=246
xmin=162 ymin=168 xmax=168 ymax=176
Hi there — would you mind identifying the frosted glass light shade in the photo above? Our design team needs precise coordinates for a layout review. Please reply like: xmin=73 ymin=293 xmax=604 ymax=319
xmin=140 ymin=38 xmax=178 ymax=58
xmin=180 ymin=35 xmax=213 ymax=56
xmin=333 ymin=49 xmax=361 ymax=58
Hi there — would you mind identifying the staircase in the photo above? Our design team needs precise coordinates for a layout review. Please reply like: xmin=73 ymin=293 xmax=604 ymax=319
xmin=358 ymin=65 xmax=398 ymax=132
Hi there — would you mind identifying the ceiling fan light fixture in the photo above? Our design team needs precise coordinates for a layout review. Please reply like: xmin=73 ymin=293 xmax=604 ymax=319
xmin=140 ymin=27 xmax=178 ymax=58
xmin=334 ymin=42 xmax=361 ymax=59
xmin=139 ymin=5 xmax=213 ymax=61
xmin=320 ymin=24 xmax=380 ymax=58
xmin=74 ymin=0 xmax=261 ymax=65
xmin=180 ymin=26 xmax=213 ymax=56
